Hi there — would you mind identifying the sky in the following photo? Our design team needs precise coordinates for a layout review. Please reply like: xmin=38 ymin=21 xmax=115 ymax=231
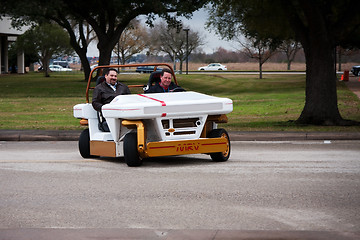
xmin=88 ymin=7 xmax=237 ymax=57
xmin=169 ymin=7 xmax=238 ymax=53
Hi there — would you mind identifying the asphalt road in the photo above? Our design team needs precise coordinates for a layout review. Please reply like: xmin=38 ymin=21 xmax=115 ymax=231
xmin=0 ymin=140 xmax=359 ymax=239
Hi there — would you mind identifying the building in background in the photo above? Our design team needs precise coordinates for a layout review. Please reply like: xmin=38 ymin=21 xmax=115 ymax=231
xmin=0 ymin=17 xmax=27 ymax=74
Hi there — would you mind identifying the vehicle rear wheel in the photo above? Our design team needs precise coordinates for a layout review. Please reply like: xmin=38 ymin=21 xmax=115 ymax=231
xmin=79 ymin=128 xmax=94 ymax=158
xmin=208 ymin=128 xmax=231 ymax=162
xmin=123 ymin=132 xmax=143 ymax=167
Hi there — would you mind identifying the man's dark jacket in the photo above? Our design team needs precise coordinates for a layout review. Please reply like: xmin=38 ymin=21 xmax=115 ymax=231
xmin=92 ymin=81 xmax=130 ymax=112
xmin=145 ymin=82 xmax=184 ymax=93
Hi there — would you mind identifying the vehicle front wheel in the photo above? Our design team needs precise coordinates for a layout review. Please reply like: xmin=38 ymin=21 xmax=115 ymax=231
xmin=208 ymin=128 xmax=231 ymax=162
xmin=123 ymin=132 xmax=143 ymax=167
xmin=79 ymin=128 xmax=94 ymax=158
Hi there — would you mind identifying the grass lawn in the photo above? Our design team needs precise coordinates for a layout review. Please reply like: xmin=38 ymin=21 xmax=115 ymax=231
xmin=0 ymin=71 xmax=359 ymax=132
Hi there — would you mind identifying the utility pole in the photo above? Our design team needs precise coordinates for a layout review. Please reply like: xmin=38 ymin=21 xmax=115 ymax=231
xmin=183 ymin=28 xmax=189 ymax=75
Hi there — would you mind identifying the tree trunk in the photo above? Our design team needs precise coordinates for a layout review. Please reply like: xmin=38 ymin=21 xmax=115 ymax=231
xmin=97 ymin=31 xmax=121 ymax=67
xmin=55 ymin=19 xmax=91 ymax=81
xmin=259 ymin=58 xmax=263 ymax=79
xmin=42 ymin=54 xmax=51 ymax=78
xmin=337 ymin=48 xmax=342 ymax=72
xmin=179 ymin=60 xmax=183 ymax=73
xmin=98 ymin=45 xmax=113 ymax=66
xmin=78 ymin=49 xmax=91 ymax=81
xmin=296 ymin=34 xmax=343 ymax=125
xmin=67 ymin=35 xmax=90 ymax=80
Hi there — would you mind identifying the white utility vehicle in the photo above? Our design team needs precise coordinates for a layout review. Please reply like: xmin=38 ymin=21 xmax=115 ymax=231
xmin=73 ymin=64 xmax=233 ymax=166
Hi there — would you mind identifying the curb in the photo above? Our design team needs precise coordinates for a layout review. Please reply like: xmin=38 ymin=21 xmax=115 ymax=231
xmin=229 ymin=131 xmax=360 ymax=141
xmin=1 ymin=130 xmax=360 ymax=141
xmin=0 ymin=229 xmax=359 ymax=240
xmin=0 ymin=130 xmax=81 ymax=141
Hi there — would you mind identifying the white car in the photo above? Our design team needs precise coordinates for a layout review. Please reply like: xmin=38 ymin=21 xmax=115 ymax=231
xmin=198 ymin=63 xmax=227 ymax=71
xmin=90 ymin=64 xmax=98 ymax=70
xmin=49 ymin=64 xmax=72 ymax=72
xmin=74 ymin=63 xmax=233 ymax=167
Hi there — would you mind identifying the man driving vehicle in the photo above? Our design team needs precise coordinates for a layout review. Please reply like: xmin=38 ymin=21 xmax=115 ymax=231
xmin=145 ymin=68 xmax=184 ymax=93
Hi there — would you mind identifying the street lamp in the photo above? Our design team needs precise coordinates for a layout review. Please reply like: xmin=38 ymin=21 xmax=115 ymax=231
xmin=183 ymin=28 xmax=189 ymax=75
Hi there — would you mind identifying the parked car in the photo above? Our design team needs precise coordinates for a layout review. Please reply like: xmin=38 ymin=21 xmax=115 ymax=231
xmin=351 ymin=65 xmax=360 ymax=76
xmin=198 ymin=63 xmax=227 ymax=71
xmin=53 ymin=61 xmax=70 ymax=68
xmin=136 ymin=66 xmax=163 ymax=73
xmin=90 ymin=64 xmax=98 ymax=70
xmin=49 ymin=65 xmax=72 ymax=72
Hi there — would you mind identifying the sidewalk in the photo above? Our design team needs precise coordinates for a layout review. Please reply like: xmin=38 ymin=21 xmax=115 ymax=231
xmin=1 ymin=129 xmax=360 ymax=141
xmin=344 ymin=75 xmax=360 ymax=99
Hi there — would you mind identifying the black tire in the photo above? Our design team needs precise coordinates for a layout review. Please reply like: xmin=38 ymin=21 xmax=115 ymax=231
xmin=79 ymin=128 xmax=93 ymax=158
xmin=123 ymin=132 xmax=143 ymax=167
xmin=207 ymin=128 xmax=231 ymax=162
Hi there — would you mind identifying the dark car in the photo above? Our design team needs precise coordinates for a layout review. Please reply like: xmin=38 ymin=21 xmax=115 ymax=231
xmin=136 ymin=66 xmax=162 ymax=73
xmin=351 ymin=65 xmax=360 ymax=76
